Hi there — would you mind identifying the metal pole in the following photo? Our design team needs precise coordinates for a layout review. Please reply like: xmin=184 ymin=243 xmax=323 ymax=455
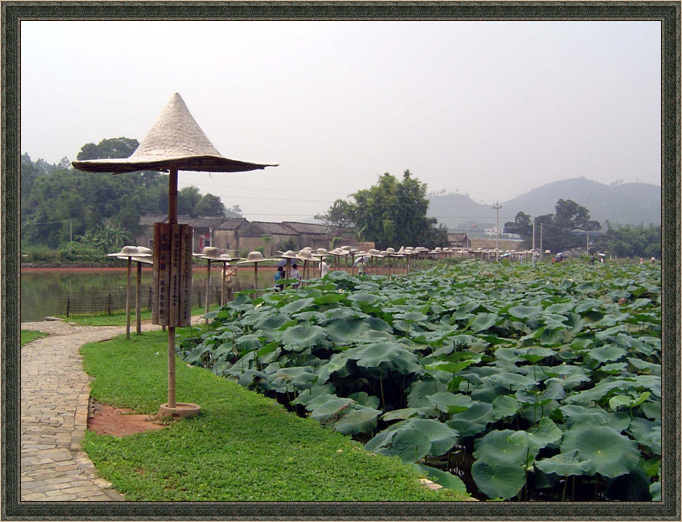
xmin=493 ymin=202 xmax=502 ymax=260
xmin=205 ymin=260 xmax=211 ymax=315
xmin=532 ymin=216 xmax=536 ymax=264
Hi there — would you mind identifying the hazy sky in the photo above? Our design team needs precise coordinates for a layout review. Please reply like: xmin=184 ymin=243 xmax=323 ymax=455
xmin=21 ymin=20 xmax=661 ymax=221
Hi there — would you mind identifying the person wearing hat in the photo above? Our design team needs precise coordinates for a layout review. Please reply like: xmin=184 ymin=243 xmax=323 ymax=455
xmin=290 ymin=263 xmax=302 ymax=288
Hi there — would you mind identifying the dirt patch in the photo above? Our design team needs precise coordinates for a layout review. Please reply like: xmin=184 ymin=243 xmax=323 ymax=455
xmin=88 ymin=400 xmax=167 ymax=437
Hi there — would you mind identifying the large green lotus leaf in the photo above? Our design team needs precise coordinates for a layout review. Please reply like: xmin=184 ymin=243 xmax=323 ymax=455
xmin=526 ymin=418 xmax=562 ymax=452
xmin=594 ymin=324 xmax=628 ymax=341
xmin=325 ymin=318 xmax=370 ymax=343
xmin=307 ymin=394 xmax=354 ymax=423
xmin=467 ymin=312 xmax=500 ymax=332
xmin=293 ymin=311 xmax=328 ymax=324
xmin=349 ymin=342 xmax=423 ymax=375
xmin=413 ymin=463 xmax=468 ymax=494
xmin=627 ymin=417 xmax=661 ymax=455
xmin=349 ymin=391 xmax=380 ymax=409
xmin=425 ymin=359 xmax=477 ymax=375
xmin=348 ymin=291 xmax=383 ymax=307
xmin=563 ymin=380 xmax=635 ymax=405
xmin=235 ymin=334 xmax=263 ymax=351
xmin=518 ymin=347 xmax=556 ymax=363
xmin=407 ymin=380 xmax=446 ymax=408
xmin=508 ymin=305 xmax=543 ymax=320
xmin=471 ymin=459 xmax=526 ymax=500
xmin=365 ymin=427 xmax=432 ymax=462
xmin=641 ymin=400 xmax=661 ymax=421
xmin=560 ymin=425 xmax=640 ymax=478
xmin=545 ymin=302 xmax=576 ymax=314
xmin=382 ymin=407 xmax=437 ymax=421
xmin=448 ymin=402 xmax=494 ymax=438
xmin=253 ymin=312 xmax=291 ymax=331
xmin=609 ymin=392 xmax=650 ymax=411
xmin=395 ymin=419 xmax=460 ymax=457
xmin=588 ymin=345 xmax=627 ymax=364
xmin=473 ymin=430 xmax=533 ymax=465
xmin=486 ymin=372 xmax=537 ymax=390
xmin=493 ymin=347 xmax=519 ymax=362
xmin=631 ymin=375 xmax=661 ymax=398
xmin=364 ymin=316 xmax=393 ymax=333
xmin=279 ymin=297 xmax=316 ymax=314
xmin=329 ymin=405 xmax=381 ymax=436
xmin=627 ymin=357 xmax=660 ymax=376
xmin=290 ymin=383 xmax=336 ymax=406
xmin=280 ymin=324 xmax=327 ymax=351
xmin=323 ymin=307 xmax=368 ymax=322
xmin=427 ymin=392 xmax=472 ymax=414
xmin=559 ymin=405 xmax=631 ymax=432
xmin=267 ymin=366 xmax=317 ymax=393
xmin=395 ymin=311 xmax=429 ymax=323
xmin=492 ymin=395 xmax=520 ymax=420
xmin=535 ymin=450 xmax=592 ymax=477
xmin=313 ymin=293 xmax=347 ymax=306
xmin=316 ymin=351 xmax=354 ymax=384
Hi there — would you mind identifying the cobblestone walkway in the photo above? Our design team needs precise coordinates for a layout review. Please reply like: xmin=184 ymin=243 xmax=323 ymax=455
xmin=20 ymin=318 xmax=204 ymax=501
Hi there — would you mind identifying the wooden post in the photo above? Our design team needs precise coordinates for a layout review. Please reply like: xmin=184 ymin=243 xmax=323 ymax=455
xmin=205 ymin=260 xmax=211 ymax=315
xmin=125 ymin=256 xmax=131 ymax=339
xmin=254 ymin=263 xmax=259 ymax=291
xmin=168 ymin=167 xmax=177 ymax=409
xmin=136 ymin=261 xmax=142 ymax=334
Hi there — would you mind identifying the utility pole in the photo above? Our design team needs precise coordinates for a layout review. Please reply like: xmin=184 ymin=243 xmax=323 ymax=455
xmin=540 ymin=223 xmax=543 ymax=259
xmin=586 ymin=230 xmax=589 ymax=254
xmin=493 ymin=202 xmax=502 ymax=260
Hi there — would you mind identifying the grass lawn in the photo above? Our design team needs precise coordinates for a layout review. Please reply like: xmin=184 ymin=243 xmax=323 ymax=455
xmin=60 ymin=305 xmax=220 ymax=326
xmin=80 ymin=330 xmax=469 ymax=501
xmin=20 ymin=330 xmax=49 ymax=346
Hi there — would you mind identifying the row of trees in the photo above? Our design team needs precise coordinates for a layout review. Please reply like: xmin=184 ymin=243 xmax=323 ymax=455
xmin=315 ymin=170 xmax=449 ymax=249
xmin=504 ymin=200 xmax=660 ymax=258
xmin=21 ymin=137 xmax=237 ymax=252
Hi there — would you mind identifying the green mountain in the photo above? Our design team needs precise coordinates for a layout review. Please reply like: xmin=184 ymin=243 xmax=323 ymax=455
xmin=428 ymin=178 xmax=661 ymax=231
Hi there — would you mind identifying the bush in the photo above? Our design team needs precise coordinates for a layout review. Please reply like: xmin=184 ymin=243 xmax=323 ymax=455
xmin=58 ymin=242 xmax=102 ymax=263
xmin=23 ymin=244 xmax=59 ymax=263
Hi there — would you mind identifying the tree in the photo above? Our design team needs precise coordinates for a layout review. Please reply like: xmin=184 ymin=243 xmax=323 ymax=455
xmin=349 ymin=170 xmax=447 ymax=249
xmin=553 ymin=199 xmax=601 ymax=233
xmin=315 ymin=199 xmax=355 ymax=229
xmin=178 ymin=186 xmax=202 ymax=216
xmin=194 ymin=193 xmax=226 ymax=217
xmin=76 ymin=137 xmax=139 ymax=160
xmin=503 ymin=212 xmax=533 ymax=244
xmin=595 ymin=222 xmax=661 ymax=259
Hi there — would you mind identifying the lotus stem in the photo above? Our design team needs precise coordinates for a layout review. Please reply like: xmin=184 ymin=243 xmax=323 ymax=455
xmin=379 ymin=368 xmax=386 ymax=409
xmin=562 ymin=477 xmax=568 ymax=502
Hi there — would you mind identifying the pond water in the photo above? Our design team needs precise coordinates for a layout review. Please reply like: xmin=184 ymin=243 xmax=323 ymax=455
xmin=20 ymin=267 xmax=279 ymax=322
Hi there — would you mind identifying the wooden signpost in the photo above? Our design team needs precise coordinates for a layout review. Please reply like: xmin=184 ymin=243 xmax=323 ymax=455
xmin=152 ymin=223 xmax=192 ymax=328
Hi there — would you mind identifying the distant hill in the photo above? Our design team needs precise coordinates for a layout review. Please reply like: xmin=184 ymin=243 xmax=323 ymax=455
xmin=428 ymin=178 xmax=661 ymax=231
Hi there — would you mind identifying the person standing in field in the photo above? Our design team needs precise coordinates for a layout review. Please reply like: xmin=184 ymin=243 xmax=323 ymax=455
xmin=319 ymin=258 xmax=330 ymax=278
xmin=291 ymin=263 xmax=302 ymax=288
xmin=274 ymin=265 xmax=284 ymax=291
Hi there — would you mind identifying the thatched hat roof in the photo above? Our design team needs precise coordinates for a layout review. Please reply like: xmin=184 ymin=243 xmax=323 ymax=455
xmin=72 ymin=93 xmax=277 ymax=174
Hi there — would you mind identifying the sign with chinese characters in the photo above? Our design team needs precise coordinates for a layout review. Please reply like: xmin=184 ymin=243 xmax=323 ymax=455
xmin=152 ymin=223 xmax=192 ymax=327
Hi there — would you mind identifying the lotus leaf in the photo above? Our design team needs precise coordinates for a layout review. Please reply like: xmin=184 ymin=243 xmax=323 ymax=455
xmin=448 ymin=402 xmax=494 ymax=438
xmin=307 ymin=394 xmax=354 ymax=423
xmin=266 ymin=366 xmax=317 ymax=393
xmin=650 ymin=481 xmax=661 ymax=501
xmin=486 ymin=372 xmax=537 ymax=390
xmin=535 ymin=449 xmax=591 ymax=477
xmin=382 ymin=407 xmax=437 ymax=421
xmin=280 ymin=324 xmax=328 ymax=351
xmin=348 ymin=342 xmax=423 ymax=375
xmin=406 ymin=380 xmax=446 ymax=408
xmin=235 ymin=334 xmax=263 ymax=351
xmin=252 ymin=312 xmax=291 ymax=331
xmin=492 ymin=395 xmax=520 ymax=420
xmin=627 ymin=417 xmax=661 ymax=455
xmin=626 ymin=357 xmax=660 ymax=376
xmin=329 ymin=405 xmax=382 ymax=435
xmin=609 ymin=391 xmax=650 ymax=411
xmin=473 ymin=430 xmax=533 ymax=464
xmin=641 ymin=400 xmax=661 ymax=421
xmin=471 ymin=459 xmax=526 ymax=500
xmin=349 ymin=391 xmax=380 ymax=409
xmin=560 ymin=425 xmax=640 ymax=478
xmin=467 ymin=312 xmax=500 ymax=332
xmin=427 ymin=392 xmax=472 ymax=414
xmin=324 ymin=318 xmax=371 ymax=343
xmin=279 ymin=297 xmax=316 ymax=314
xmin=365 ymin=418 xmax=459 ymax=462
xmin=413 ymin=463 xmax=468 ymax=494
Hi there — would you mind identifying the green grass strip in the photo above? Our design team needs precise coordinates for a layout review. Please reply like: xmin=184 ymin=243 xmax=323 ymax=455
xmin=20 ymin=330 xmax=49 ymax=346
xmin=80 ymin=330 xmax=468 ymax=501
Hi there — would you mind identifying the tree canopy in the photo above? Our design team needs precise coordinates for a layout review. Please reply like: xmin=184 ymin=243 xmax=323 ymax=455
xmin=504 ymin=199 xmax=602 ymax=253
xmin=316 ymin=170 xmax=448 ymax=249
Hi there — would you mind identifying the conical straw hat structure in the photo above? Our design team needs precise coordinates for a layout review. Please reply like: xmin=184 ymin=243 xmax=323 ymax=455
xmin=72 ymin=93 xmax=277 ymax=174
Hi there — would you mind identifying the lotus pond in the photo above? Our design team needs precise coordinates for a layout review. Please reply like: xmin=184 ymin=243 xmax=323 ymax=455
xmin=178 ymin=260 xmax=662 ymax=501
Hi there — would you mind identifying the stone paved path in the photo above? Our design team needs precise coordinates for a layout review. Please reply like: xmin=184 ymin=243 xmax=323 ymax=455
xmin=20 ymin=318 xmax=205 ymax=501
